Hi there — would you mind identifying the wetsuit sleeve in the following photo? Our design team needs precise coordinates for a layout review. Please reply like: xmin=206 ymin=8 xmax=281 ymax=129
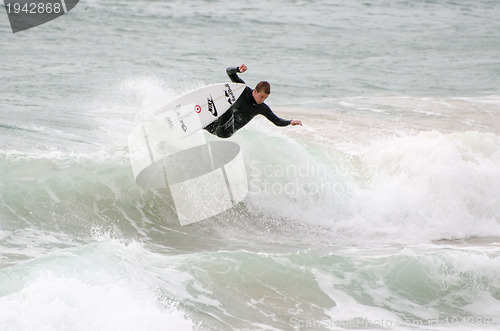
xmin=260 ymin=104 xmax=291 ymax=127
xmin=226 ymin=67 xmax=246 ymax=84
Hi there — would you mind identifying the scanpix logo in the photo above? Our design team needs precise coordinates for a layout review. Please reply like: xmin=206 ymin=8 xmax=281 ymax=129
xmin=3 ymin=0 xmax=79 ymax=33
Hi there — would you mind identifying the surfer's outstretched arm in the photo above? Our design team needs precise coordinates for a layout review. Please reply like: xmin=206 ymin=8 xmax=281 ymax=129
xmin=226 ymin=64 xmax=247 ymax=84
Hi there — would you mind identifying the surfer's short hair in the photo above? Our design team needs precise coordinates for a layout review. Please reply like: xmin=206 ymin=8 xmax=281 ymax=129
xmin=255 ymin=81 xmax=271 ymax=94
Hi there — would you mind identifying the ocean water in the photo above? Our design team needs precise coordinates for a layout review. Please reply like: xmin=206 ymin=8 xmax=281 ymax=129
xmin=1 ymin=0 xmax=500 ymax=330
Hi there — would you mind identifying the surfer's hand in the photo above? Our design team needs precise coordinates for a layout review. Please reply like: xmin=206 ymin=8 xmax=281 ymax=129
xmin=290 ymin=120 xmax=302 ymax=126
xmin=238 ymin=64 xmax=247 ymax=73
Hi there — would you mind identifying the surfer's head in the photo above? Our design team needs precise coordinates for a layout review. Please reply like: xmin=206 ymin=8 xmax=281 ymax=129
xmin=253 ymin=81 xmax=270 ymax=104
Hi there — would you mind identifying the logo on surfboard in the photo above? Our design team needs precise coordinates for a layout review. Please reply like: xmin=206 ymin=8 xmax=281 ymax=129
xmin=174 ymin=104 xmax=188 ymax=132
xmin=224 ymin=83 xmax=237 ymax=105
xmin=207 ymin=95 xmax=218 ymax=117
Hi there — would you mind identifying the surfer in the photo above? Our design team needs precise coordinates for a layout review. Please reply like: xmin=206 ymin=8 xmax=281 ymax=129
xmin=204 ymin=64 xmax=302 ymax=138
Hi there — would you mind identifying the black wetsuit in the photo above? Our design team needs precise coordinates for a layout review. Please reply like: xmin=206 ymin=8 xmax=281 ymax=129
xmin=204 ymin=67 xmax=291 ymax=138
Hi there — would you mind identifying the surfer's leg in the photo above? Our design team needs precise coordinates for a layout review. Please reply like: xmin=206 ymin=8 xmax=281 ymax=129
xmin=215 ymin=109 xmax=235 ymax=138
xmin=203 ymin=122 xmax=217 ymax=135
xmin=203 ymin=108 xmax=235 ymax=138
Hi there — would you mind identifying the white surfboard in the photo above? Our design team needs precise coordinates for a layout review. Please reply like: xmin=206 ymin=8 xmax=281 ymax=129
xmin=153 ymin=82 xmax=246 ymax=136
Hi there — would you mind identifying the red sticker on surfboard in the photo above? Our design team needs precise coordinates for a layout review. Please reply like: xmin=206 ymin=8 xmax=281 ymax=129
xmin=194 ymin=105 xmax=202 ymax=113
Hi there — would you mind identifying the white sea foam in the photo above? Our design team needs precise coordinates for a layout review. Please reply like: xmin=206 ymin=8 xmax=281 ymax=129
xmin=304 ymin=245 xmax=500 ymax=330
xmin=0 ymin=240 xmax=194 ymax=331
xmin=237 ymin=112 xmax=500 ymax=244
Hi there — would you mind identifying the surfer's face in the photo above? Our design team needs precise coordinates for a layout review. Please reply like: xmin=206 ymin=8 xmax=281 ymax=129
xmin=253 ymin=89 xmax=269 ymax=104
